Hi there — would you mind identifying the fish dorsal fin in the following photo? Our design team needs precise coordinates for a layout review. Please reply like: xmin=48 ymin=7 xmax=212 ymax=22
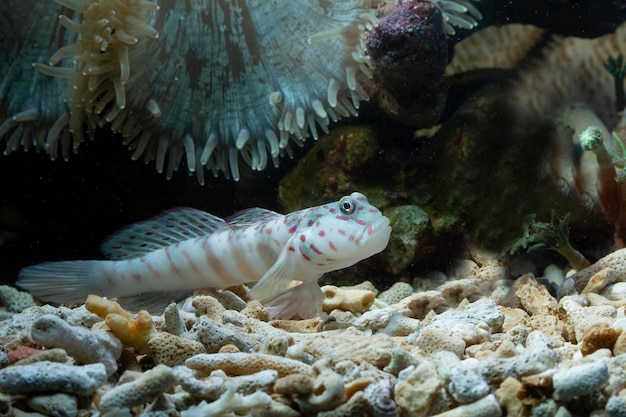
xmin=101 ymin=208 xmax=227 ymax=260
xmin=225 ymin=208 xmax=282 ymax=229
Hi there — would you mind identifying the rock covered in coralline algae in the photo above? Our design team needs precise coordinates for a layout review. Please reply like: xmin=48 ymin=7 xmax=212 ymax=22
xmin=366 ymin=0 xmax=448 ymax=127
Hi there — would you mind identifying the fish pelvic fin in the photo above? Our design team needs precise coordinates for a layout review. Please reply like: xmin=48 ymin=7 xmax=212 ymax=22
xmin=16 ymin=260 xmax=108 ymax=305
xmin=248 ymin=235 xmax=311 ymax=301
xmin=263 ymin=281 xmax=324 ymax=319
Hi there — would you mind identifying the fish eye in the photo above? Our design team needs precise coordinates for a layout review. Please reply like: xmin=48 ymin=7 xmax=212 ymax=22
xmin=339 ymin=196 xmax=356 ymax=215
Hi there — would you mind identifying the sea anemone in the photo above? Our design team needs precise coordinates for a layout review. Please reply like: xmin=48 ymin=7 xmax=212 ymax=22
xmin=0 ymin=1 xmax=74 ymax=159
xmin=427 ymin=0 xmax=482 ymax=35
xmin=1 ymin=0 xmax=380 ymax=182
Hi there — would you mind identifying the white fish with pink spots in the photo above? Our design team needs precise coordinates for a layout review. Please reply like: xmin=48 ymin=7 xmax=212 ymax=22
xmin=17 ymin=192 xmax=391 ymax=318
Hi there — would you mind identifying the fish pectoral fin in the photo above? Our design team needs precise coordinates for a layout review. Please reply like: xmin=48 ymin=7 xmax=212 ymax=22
xmin=248 ymin=240 xmax=309 ymax=301
xmin=117 ymin=290 xmax=192 ymax=314
xmin=262 ymin=281 xmax=324 ymax=319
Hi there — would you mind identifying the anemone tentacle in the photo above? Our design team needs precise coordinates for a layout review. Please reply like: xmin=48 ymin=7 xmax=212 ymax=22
xmin=2 ymin=0 xmax=380 ymax=183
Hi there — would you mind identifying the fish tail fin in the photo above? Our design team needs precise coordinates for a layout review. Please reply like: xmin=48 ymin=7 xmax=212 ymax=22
xmin=17 ymin=260 xmax=107 ymax=305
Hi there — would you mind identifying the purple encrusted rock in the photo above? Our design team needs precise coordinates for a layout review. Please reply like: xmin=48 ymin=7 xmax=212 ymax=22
xmin=367 ymin=0 xmax=448 ymax=127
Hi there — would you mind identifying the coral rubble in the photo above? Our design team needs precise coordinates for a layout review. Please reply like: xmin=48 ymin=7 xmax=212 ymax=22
xmin=3 ymin=245 xmax=626 ymax=415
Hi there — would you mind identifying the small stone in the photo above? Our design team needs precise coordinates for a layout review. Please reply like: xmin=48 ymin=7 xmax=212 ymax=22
xmin=552 ymin=359 xmax=609 ymax=401
xmin=429 ymin=394 xmax=502 ymax=417
xmin=514 ymin=275 xmax=558 ymax=316
xmin=378 ymin=282 xmax=414 ymax=305
xmin=192 ymin=316 xmax=257 ymax=353
xmin=581 ymin=323 xmax=621 ymax=356
xmin=447 ymin=359 xmax=490 ymax=403
xmin=606 ymin=395 xmax=626 ymax=417
xmin=99 ymin=365 xmax=178 ymax=413
xmin=148 ymin=331 xmax=206 ymax=366
xmin=31 ymin=314 xmax=122 ymax=376
xmin=274 ymin=373 xmax=315 ymax=396
xmin=581 ymin=267 xmax=618 ymax=294
xmin=395 ymin=360 xmax=444 ymax=416
xmin=163 ymin=303 xmax=187 ymax=337
xmin=496 ymin=377 xmax=527 ymax=417
xmin=186 ymin=352 xmax=313 ymax=377
xmin=601 ymin=282 xmax=626 ymax=301
xmin=241 ymin=300 xmax=270 ymax=321
xmin=0 ymin=285 xmax=36 ymax=312
xmin=192 ymin=295 xmax=225 ymax=322
xmin=614 ymin=329 xmax=626 ymax=356
xmin=0 ymin=362 xmax=106 ymax=395
xmin=414 ymin=327 xmax=466 ymax=358
xmin=321 ymin=285 xmax=375 ymax=314
xmin=27 ymin=393 xmax=77 ymax=417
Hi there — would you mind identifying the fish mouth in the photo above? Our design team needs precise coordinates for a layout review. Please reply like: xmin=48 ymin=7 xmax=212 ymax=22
xmin=359 ymin=216 xmax=392 ymax=252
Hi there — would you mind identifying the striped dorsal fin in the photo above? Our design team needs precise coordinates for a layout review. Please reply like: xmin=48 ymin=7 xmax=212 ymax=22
xmin=101 ymin=208 xmax=227 ymax=260
xmin=225 ymin=208 xmax=282 ymax=229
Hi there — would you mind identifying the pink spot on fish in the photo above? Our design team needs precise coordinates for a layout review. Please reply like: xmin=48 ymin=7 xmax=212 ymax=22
xmin=165 ymin=247 xmax=183 ymax=278
xmin=307 ymin=219 xmax=314 ymax=226
xmin=335 ymin=215 xmax=349 ymax=221
xmin=266 ymin=227 xmax=272 ymax=234
xmin=310 ymin=244 xmax=322 ymax=255
xmin=318 ymin=231 xmax=325 ymax=237
xmin=338 ymin=229 xmax=346 ymax=235
xmin=147 ymin=262 xmax=160 ymax=277
xmin=329 ymin=241 xmax=337 ymax=251
xmin=300 ymin=235 xmax=306 ymax=242
xmin=182 ymin=249 xmax=200 ymax=277
xmin=288 ymin=225 xmax=297 ymax=233
xmin=133 ymin=273 xmax=141 ymax=282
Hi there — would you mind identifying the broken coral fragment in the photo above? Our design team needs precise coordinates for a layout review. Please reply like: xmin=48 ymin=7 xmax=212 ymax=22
xmin=148 ymin=332 xmax=205 ymax=366
xmin=86 ymin=295 xmax=156 ymax=353
xmin=322 ymin=285 xmax=376 ymax=314
xmin=31 ymin=314 xmax=122 ymax=376
xmin=186 ymin=352 xmax=313 ymax=378
xmin=0 ymin=361 xmax=106 ymax=395
xmin=99 ymin=364 xmax=178 ymax=414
